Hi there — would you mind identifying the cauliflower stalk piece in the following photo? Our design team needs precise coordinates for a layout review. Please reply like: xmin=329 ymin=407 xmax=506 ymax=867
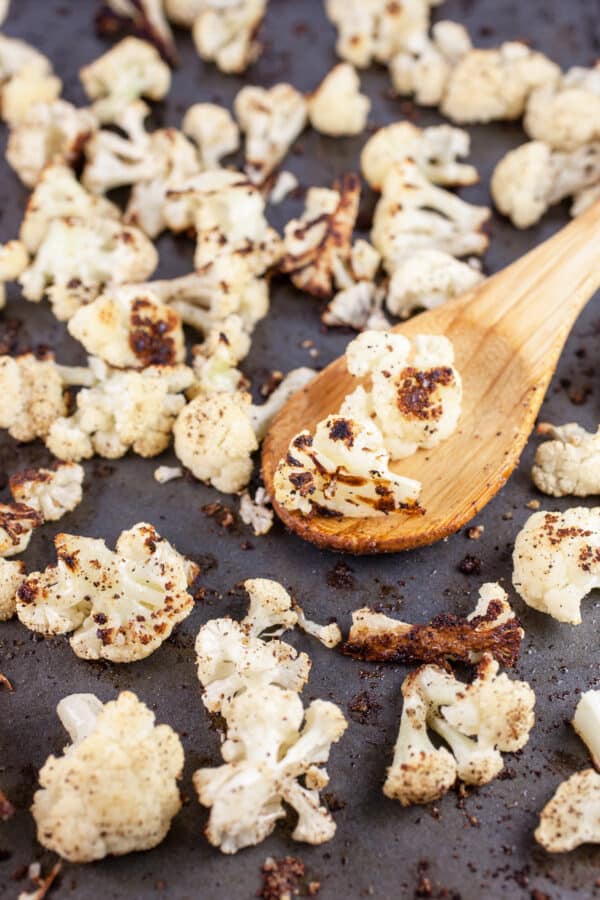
xmin=0 ymin=502 xmax=41 ymax=557
xmin=68 ymin=285 xmax=185 ymax=369
xmin=524 ymin=64 xmax=600 ymax=151
xmin=0 ymin=558 xmax=25 ymax=621
xmin=96 ymin=0 xmax=177 ymax=65
xmin=389 ymin=20 xmax=472 ymax=107
xmin=293 ymin=604 xmax=342 ymax=649
xmin=239 ymin=487 xmax=273 ymax=536
xmin=17 ymin=523 xmax=198 ymax=661
xmin=80 ymin=37 xmax=171 ymax=123
xmin=386 ymin=250 xmax=483 ymax=318
xmin=535 ymin=769 xmax=600 ymax=853
xmin=194 ymin=684 xmax=347 ymax=853
xmin=273 ymin=413 xmax=422 ymax=518
xmin=361 ymin=122 xmax=478 ymax=191
xmin=235 ymin=83 xmax=307 ymax=184
xmin=573 ymin=690 xmax=600 ymax=770
xmin=531 ymin=423 xmax=600 ymax=498
xmin=308 ymin=64 xmax=370 ymax=137
xmin=46 ymin=357 xmax=193 ymax=462
xmin=182 ymin=102 xmax=240 ymax=168
xmin=341 ymin=331 xmax=463 ymax=459
xmin=512 ymin=508 xmax=600 ymax=625
xmin=192 ymin=0 xmax=266 ymax=74
xmin=9 ymin=462 xmax=84 ymax=522
xmin=32 ymin=691 xmax=184 ymax=862
xmin=19 ymin=216 xmax=158 ymax=321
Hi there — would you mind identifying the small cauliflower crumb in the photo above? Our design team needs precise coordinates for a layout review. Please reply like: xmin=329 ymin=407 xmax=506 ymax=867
xmin=192 ymin=0 xmax=266 ymax=74
xmin=154 ymin=465 xmax=183 ymax=484
xmin=531 ymin=423 xmax=600 ymax=497
xmin=535 ymin=769 xmax=600 ymax=853
xmin=182 ymin=102 xmax=240 ymax=168
xmin=0 ymin=558 xmax=25 ymax=621
xmin=269 ymin=170 xmax=299 ymax=205
xmin=239 ymin=487 xmax=274 ymax=536
xmin=235 ymin=83 xmax=307 ymax=184
xmin=10 ymin=462 xmax=84 ymax=522
xmin=308 ymin=64 xmax=370 ymax=137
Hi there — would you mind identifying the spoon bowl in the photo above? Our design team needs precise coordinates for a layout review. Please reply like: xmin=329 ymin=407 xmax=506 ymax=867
xmin=262 ymin=201 xmax=600 ymax=553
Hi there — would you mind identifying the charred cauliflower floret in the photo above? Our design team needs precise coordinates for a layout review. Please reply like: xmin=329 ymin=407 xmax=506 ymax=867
xmin=273 ymin=413 xmax=422 ymax=518
xmin=389 ymin=19 xmax=472 ymax=107
xmin=513 ymin=508 xmax=600 ymax=625
xmin=182 ymin=102 xmax=240 ymax=168
xmin=32 ymin=691 xmax=184 ymax=861
xmin=308 ymin=63 xmax=370 ymax=137
xmin=341 ymin=331 xmax=462 ymax=459
xmin=68 ymin=285 xmax=185 ymax=369
xmin=361 ymin=121 xmax=478 ymax=191
xmin=19 ymin=216 xmax=158 ymax=320
xmin=96 ymin=0 xmax=177 ymax=65
xmin=0 ymin=558 xmax=25 ymax=621
xmin=0 ymin=502 xmax=42 ymax=557
xmin=46 ymin=358 xmax=193 ymax=462
xmin=9 ymin=462 xmax=84 ymax=522
xmin=386 ymin=250 xmax=482 ymax=318
xmin=441 ymin=40 xmax=560 ymax=124
xmin=6 ymin=99 xmax=97 ymax=188
xmin=192 ymin=0 xmax=266 ymax=74
xmin=385 ymin=653 xmax=535 ymax=805
xmin=80 ymin=37 xmax=171 ymax=123
xmin=0 ymin=352 xmax=73 ymax=442
xmin=193 ymin=684 xmax=347 ymax=853
xmin=371 ymin=160 xmax=490 ymax=273
xmin=17 ymin=523 xmax=198 ymax=661
xmin=234 ymin=83 xmax=307 ymax=184
xmin=281 ymin=173 xmax=360 ymax=298
xmin=535 ymin=769 xmax=600 ymax=853
xmin=524 ymin=64 xmax=600 ymax=151
xmin=531 ymin=423 xmax=600 ymax=498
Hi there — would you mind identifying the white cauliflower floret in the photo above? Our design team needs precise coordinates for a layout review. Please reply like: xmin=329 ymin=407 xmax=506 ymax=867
xmin=6 ymin=99 xmax=97 ymax=188
xmin=441 ymin=41 xmax=560 ymax=123
xmin=0 ymin=502 xmax=42 ymax=557
xmin=1 ymin=61 xmax=61 ymax=128
xmin=389 ymin=20 xmax=472 ymax=107
xmin=372 ymin=160 xmax=490 ymax=273
xmin=19 ymin=163 xmax=120 ymax=255
xmin=293 ymin=604 xmax=342 ymax=649
xmin=80 ymin=37 xmax=171 ymax=123
xmin=239 ymin=487 xmax=273 ymax=536
xmin=491 ymin=141 xmax=600 ymax=229
xmin=194 ymin=684 xmax=347 ymax=853
xmin=512 ymin=508 xmax=600 ymax=625
xmin=68 ymin=285 xmax=185 ymax=369
xmin=0 ymin=33 xmax=49 ymax=83
xmin=0 ymin=558 xmax=25 ymax=621
xmin=46 ymin=359 xmax=193 ymax=461
xmin=0 ymin=240 xmax=29 ymax=308
xmin=524 ymin=64 xmax=600 ymax=151
xmin=386 ymin=250 xmax=483 ymax=318
xmin=164 ymin=0 xmax=204 ymax=26
xmin=273 ymin=413 xmax=422 ymax=518
xmin=190 ymin=315 xmax=250 ymax=397
xmin=531 ymin=423 xmax=600 ymax=498
xmin=192 ymin=0 xmax=266 ymax=74
xmin=182 ymin=102 xmax=240 ymax=168
xmin=32 ymin=691 xmax=184 ymax=862
xmin=19 ymin=216 xmax=158 ymax=320
xmin=535 ymin=770 xmax=600 ymax=853
xmin=322 ymin=282 xmax=389 ymax=332
xmin=9 ymin=462 xmax=84 ymax=522
xmin=0 ymin=353 xmax=70 ymax=442
xmin=341 ymin=331 xmax=462 ymax=459
xmin=235 ymin=83 xmax=307 ymax=184
xmin=281 ymin=173 xmax=360 ymax=297
xmin=17 ymin=523 xmax=198 ymax=661
xmin=96 ymin=0 xmax=177 ymax=65
xmin=361 ymin=122 xmax=478 ymax=191
xmin=308 ymin=64 xmax=370 ymax=137
xmin=573 ymin=690 xmax=600 ymax=770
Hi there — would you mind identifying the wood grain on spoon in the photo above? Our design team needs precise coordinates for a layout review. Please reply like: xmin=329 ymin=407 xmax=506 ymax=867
xmin=262 ymin=201 xmax=600 ymax=554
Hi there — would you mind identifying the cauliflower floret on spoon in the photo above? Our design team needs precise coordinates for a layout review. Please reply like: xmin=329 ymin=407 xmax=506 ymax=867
xmin=524 ymin=63 xmax=600 ymax=151
xmin=531 ymin=423 xmax=600 ymax=498
xmin=308 ymin=64 xmax=370 ymax=137
xmin=182 ymin=102 xmax=240 ymax=168
xmin=235 ymin=82 xmax=307 ymax=184
xmin=9 ymin=461 xmax=84 ymax=522
xmin=32 ymin=691 xmax=184 ymax=862
xmin=513 ymin=507 xmax=600 ymax=624
xmin=16 ymin=522 xmax=198 ymax=661
xmin=192 ymin=0 xmax=266 ymax=74
xmin=193 ymin=684 xmax=347 ymax=853
xmin=0 ymin=558 xmax=25 ymax=621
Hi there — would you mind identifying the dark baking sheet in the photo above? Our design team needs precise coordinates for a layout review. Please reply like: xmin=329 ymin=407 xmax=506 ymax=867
xmin=1 ymin=1 xmax=600 ymax=897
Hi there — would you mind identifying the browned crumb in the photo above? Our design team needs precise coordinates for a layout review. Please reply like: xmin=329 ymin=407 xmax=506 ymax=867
xmin=0 ymin=672 xmax=13 ymax=691
xmin=202 ymin=502 xmax=236 ymax=530
xmin=458 ymin=555 xmax=482 ymax=575
xmin=259 ymin=856 xmax=309 ymax=900
xmin=466 ymin=525 xmax=484 ymax=540
xmin=526 ymin=499 xmax=541 ymax=510
xmin=22 ymin=861 xmax=62 ymax=900
xmin=0 ymin=789 xmax=14 ymax=821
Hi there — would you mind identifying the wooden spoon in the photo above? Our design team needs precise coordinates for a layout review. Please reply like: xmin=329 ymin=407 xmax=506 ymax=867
xmin=262 ymin=201 xmax=600 ymax=554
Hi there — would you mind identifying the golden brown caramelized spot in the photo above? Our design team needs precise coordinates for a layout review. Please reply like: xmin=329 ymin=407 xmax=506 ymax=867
xmin=17 ymin=579 xmax=38 ymax=604
xmin=0 ymin=503 xmax=42 ymax=542
xmin=129 ymin=297 xmax=180 ymax=367
xmin=395 ymin=366 xmax=454 ymax=421
xmin=293 ymin=433 xmax=313 ymax=450
xmin=9 ymin=468 xmax=52 ymax=495
xmin=328 ymin=417 xmax=355 ymax=447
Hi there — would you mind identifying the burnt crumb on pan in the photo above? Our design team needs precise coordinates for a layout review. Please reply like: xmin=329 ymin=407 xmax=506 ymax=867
xmin=322 ymin=791 xmax=346 ymax=812
xmin=194 ymin=553 xmax=218 ymax=574
xmin=347 ymin=690 xmax=381 ymax=725
xmin=92 ymin=462 xmax=115 ymax=479
xmin=258 ymin=856 xmax=318 ymax=900
xmin=530 ymin=891 xmax=550 ymax=900
xmin=202 ymin=502 xmax=236 ymax=530
xmin=326 ymin=560 xmax=356 ymax=590
xmin=0 ymin=789 xmax=14 ymax=821
xmin=466 ymin=525 xmax=484 ymax=540
xmin=458 ymin=554 xmax=482 ymax=575
xmin=0 ymin=318 xmax=22 ymax=356
xmin=259 ymin=370 xmax=283 ymax=398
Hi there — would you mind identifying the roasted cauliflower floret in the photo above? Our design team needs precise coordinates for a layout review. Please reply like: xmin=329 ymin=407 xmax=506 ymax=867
xmin=0 ymin=239 xmax=29 ymax=308
xmin=524 ymin=64 xmax=600 ymax=151
xmin=0 ymin=558 xmax=25 ymax=621
xmin=371 ymin=160 xmax=490 ymax=273
xmin=308 ymin=64 xmax=370 ymax=137
xmin=513 ymin=508 xmax=600 ymax=625
xmin=341 ymin=331 xmax=462 ymax=459
xmin=68 ymin=285 xmax=185 ymax=369
xmin=273 ymin=413 xmax=422 ymax=518
xmin=182 ymin=102 xmax=240 ymax=168
xmin=80 ymin=37 xmax=171 ymax=123
xmin=20 ymin=216 xmax=158 ymax=320
xmin=190 ymin=316 xmax=250 ymax=397
xmin=386 ymin=250 xmax=483 ymax=318
xmin=1 ymin=61 xmax=61 ymax=128
xmin=17 ymin=523 xmax=198 ymax=660
xmin=0 ymin=352 xmax=70 ymax=442
xmin=9 ymin=462 xmax=84 ymax=522
xmin=235 ymin=83 xmax=307 ymax=184
xmin=46 ymin=358 xmax=193 ymax=462
xmin=6 ymin=99 xmax=97 ymax=188
xmin=0 ymin=502 xmax=42 ymax=557
xmin=32 ymin=691 xmax=184 ymax=861
xmin=573 ymin=690 xmax=600 ymax=770
xmin=389 ymin=19 xmax=472 ymax=107
xmin=531 ymin=423 xmax=600 ymax=498
xmin=192 ymin=0 xmax=266 ymax=74
xmin=193 ymin=684 xmax=347 ymax=853
xmin=535 ymin=769 xmax=600 ymax=853
xmin=239 ymin=487 xmax=273 ymax=536
xmin=96 ymin=0 xmax=177 ymax=65
xmin=441 ymin=40 xmax=560 ymax=124
xmin=322 ymin=282 xmax=389 ymax=332
xmin=281 ymin=173 xmax=360 ymax=298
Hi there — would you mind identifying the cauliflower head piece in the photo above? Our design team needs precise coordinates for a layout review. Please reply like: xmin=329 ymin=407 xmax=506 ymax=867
xmin=182 ymin=102 xmax=240 ymax=168
xmin=17 ymin=523 xmax=198 ymax=661
xmin=512 ymin=508 xmax=600 ymax=625
xmin=308 ymin=63 xmax=370 ymax=137
xmin=1 ymin=60 xmax=61 ymax=129
xmin=388 ymin=19 xmax=472 ymax=107
xmin=386 ymin=250 xmax=483 ymax=318
xmin=194 ymin=684 xmax=347 ymax=853
xmin=535 ymin=769 xmax=600 ymax=853
xmin=0 ymin=352 xmax=68 ymax=442
xmin=0 ymin=502 xmax=41 ymax=557
xmin=235 ymin=82 xmax=307 ymax=184
xmin=0 ymin=558 xmax=25 ymax=621
xmin=531 ymin=423 xmax=600 ymax=498
xmin=9 ymin=462 xmax=84 ymax=522
xmin=32 ymin=690 xmax=183 ymax=862
xmin=192 ymin=0 xmax=266 ymax=74
xmin=524 ymin=64 xmax=600 ymax=151
xmin=0 ymin=239 xmax=29 ymax=309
